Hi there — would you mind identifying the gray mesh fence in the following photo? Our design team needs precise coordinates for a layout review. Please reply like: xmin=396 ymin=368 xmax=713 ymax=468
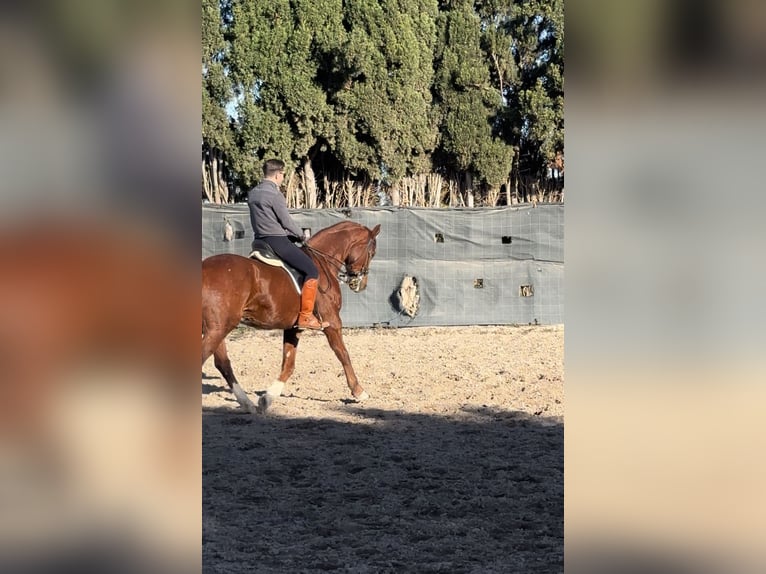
xmin=202 ymin=204 xmax=564 ymax=327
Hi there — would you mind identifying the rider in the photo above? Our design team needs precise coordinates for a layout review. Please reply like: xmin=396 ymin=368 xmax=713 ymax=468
xmin=247 ymin=159 xmax=324 ymax=330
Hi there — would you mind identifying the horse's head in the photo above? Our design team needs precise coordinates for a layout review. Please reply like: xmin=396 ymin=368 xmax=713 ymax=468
xmin=342 ymin=224 xmax=381 ymax=292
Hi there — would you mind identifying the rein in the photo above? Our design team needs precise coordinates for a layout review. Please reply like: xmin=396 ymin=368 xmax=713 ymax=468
xmin=303 ymin=244 xmax=338 ymax=294
xmin=303 ymin=238 xmax=373 ymax=292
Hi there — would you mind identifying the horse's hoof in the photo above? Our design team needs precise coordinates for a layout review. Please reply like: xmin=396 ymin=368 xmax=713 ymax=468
xmin=249 ymin=404 xmax=261 ymax=415
xmin=231 ymin=382 xmax=259 ymax=414
xmin=354 ymin=390 xmax=370 ymax=402
xmin=256 ymin=393 xmax=272 ymax=414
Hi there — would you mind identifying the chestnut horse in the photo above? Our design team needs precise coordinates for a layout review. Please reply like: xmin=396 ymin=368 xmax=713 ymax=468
xmin=201 ymin=221 xmax=381 ymax=413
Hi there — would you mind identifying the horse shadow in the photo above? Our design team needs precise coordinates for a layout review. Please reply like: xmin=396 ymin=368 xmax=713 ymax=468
xmin=203 ymin=403 xmax=564 ymax=573
xmin=201 ymin=371 xmax=219 ymax=380
xmin=201 ymin=382 xmax=223 ymax=395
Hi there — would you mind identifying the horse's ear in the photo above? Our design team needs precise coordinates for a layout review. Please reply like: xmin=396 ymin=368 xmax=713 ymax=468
xmin=370 ymin=224 xmax=381 ymax=238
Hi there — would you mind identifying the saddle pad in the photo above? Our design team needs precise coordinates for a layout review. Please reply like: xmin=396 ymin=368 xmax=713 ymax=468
xmin=248 ymin=239 xmax=283 ymax=267
xmin=249 ymin=249 xmax=284 ymax=267
xmin=248 ymin=243 xmax=302 ymax=294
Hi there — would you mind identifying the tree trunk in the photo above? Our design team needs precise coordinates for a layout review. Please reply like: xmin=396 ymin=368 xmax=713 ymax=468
xmin=426 ymin=173 xmax=443 ymax=207
xmin=302 ymin=158 xmax=317 ymax=209
xmin=211 ymin=153 xmax=220 ymax=203
xmin=360 ymin=179 xmax=374 ymax=206
xmin=322 ymin=174 xmax=332 ymax=208
xmin=413 ymin=174 xmax=424 ymax=206
xmin=448 ymin=178 xmax=459 ymax=207
xmin=285 ymin=170 xmax=298 ymax=208
xmin=202 ymin=158 xmax=212 ymax=202
xmin=389 ymin=183 xmax=400 ymax=206
xmin=486 ymin=185 xmax=500 ymax=207
xmin=510 ymin=146 xmax=520 ymax=204
xmin=404 ymin=177 xmax=413 ymax=206
xmin=345 ymin=179 xmax=355 ymax=207
xmin=216 ymin=152 xmax=228 ymax=203
xmin=464 ymin=172 xmax=474 ymax=208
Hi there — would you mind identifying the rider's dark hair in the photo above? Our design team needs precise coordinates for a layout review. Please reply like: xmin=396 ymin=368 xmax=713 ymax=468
xmin=263 ymin=159 xmax=285 ymax=178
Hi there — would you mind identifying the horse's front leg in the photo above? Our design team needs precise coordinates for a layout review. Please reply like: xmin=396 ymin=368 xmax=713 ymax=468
xmin=323 ymin=325 xmax=368 ymax=401
xmin=258 ymin=327 xmax=301 ymax=412
xmin=213 ymin=339 xmax=258 ymax=414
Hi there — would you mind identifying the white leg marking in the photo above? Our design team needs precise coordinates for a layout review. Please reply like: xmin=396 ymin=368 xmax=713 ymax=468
xmin=356 ymin=390 xmax=370 ymax=402
xmin=230 ymin=382 xmax=258 ymax=414
xmin=266 ymin=380 xmax=285 ymax=398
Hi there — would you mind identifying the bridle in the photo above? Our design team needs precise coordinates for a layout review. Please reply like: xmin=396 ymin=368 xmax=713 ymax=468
xmin=303 ymin=237 xmax=375 ymax=292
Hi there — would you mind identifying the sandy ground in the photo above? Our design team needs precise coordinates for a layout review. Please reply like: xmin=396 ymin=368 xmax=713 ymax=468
xmin=203 ymin=325 xmax=563 ymax=573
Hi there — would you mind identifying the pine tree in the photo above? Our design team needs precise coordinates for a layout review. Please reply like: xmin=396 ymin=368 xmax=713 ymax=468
xmin=503 ymin=0 xmax=564 ymax=201
xmin=202 ymin=0 xmax=235 ymax=203
xmin=227 ymin=0 xmax=345 ymax=204
xmin=204 ymin=0 xmax=563 ymax=207
xmin=433 ymin=0 xmax=514 ymax=205
xmin=332 ymin=0 xmax=438 ymax=184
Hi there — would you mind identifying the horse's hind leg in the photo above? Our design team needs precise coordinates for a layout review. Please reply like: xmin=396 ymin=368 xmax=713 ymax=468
xmin=323 ymin=325 xmax=368 ymax=401
xmin=258 ymin=327 xmax=301 ymax=413
xmin=213 ymin=339 xmax=259 ymax=414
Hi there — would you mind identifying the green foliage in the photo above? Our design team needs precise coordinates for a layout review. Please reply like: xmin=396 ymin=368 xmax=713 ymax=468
xmin=225 ymin=0 xmax=344 ymax=186
xmin=503 ymin=0 xmax=564 ymax=172
xmin=333 ymin=0 xmax=438 ymax=180
xmin=202 ymin=0 xmax=563 ymax=204
xmin=433 ymin=0 xmax=514 ymax=186
xmin=202 ymin=0 xmax=233 ymax=151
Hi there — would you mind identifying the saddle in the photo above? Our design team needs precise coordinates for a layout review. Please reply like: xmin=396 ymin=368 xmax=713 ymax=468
xmin=248 ymin=239 xmax=303 ymax=294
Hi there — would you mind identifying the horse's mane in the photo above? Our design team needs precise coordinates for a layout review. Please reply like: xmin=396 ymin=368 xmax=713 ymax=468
xmin=308 ymin=221 xmax=367 ymax=246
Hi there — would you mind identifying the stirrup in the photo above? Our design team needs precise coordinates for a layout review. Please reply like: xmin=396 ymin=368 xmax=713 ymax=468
xmin=296 ymin=314 xmax=325 ymax=330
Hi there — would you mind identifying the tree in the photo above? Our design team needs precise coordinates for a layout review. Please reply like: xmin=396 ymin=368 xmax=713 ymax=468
xmin=227 ymin=0 xmax=346 ymax=206
xmin=433 ymin=0 xmax=514 ymax=205
xmin=502 ymin=0 xmax=564 ymax=201
xmin=332 ymin=0 xmax=439 ymax=186
xmin=202 ymin=0 xmax=563 ymax=207
xmin=202 ymin=0 xmax=235 ymax=203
